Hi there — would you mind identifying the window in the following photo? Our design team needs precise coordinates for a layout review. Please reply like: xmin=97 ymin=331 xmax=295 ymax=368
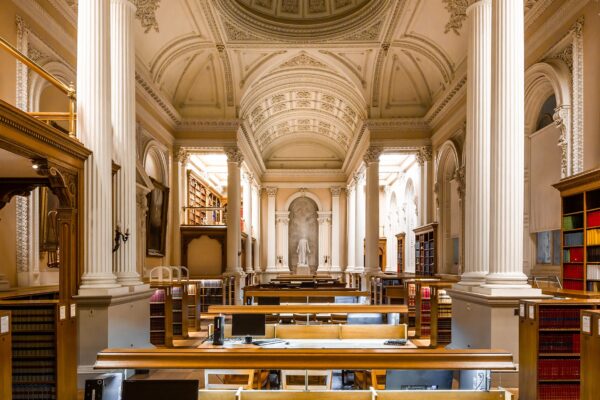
xmin=536 ymin=230 xmax=561 ymax=265
xmin=536 ymin=95 xmax=557 ymax=131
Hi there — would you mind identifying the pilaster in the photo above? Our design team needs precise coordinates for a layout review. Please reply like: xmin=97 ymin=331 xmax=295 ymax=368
xmin=275 ymin=211 xmax=291 ymax=271
xmin=346 ymin=182 xmax=356 ymax=272
xmin=364 ymin=146 xmax=382 ymax=276
xmin=317 ymin=212 xmax=332 ymax=272
xmin=265 ymin=187 xmax=278 ymax=271
xmin=330 ymin=187 xmax=342 ymax=272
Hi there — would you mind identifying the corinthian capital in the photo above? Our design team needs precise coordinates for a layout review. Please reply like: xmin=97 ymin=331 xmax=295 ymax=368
xmin=363 ymin=146 xmax=383 ymax=164
xmin=176 ymin=147 xmax=189 ymax=164
xmin=416 ymin=146 xmax=433 ymax=166
xmin=225 ymin=147 xmax=244 ymax=166
xmin=265 ymin=187 xmax=278 ymax=197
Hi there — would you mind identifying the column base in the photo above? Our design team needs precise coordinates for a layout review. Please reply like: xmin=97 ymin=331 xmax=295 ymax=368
xmin=472 ymin=284 xmax=542 ymax=297
xmin=455 ymin=271 xmax=488 ymax=291
xmin=75 ymin=289 xmax=154 ymax=389
xmin=79 ymin=273 xmax=130 ymax=296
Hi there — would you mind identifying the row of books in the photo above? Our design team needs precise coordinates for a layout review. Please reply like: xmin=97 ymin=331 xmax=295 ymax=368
xmin=150 ymin=319 xmax=166 ymax=331
xmin=537 ymin=359 xmax=580 ymax=380
xmin=586 ymin=229 xmax=600 ymax=246
xmin=150 ymin=303 xmax=165 ymax=316
xmin=563 ymin=247 xmax=584 ymax=263
xmin=539 ymin=308 xmax=582 ymax=328
xmin=12 ymin=384 xmax=56 ymax=400
xmin=564 ymin=232 xmax=584 ymax=246
xmin=13 ymin=348 xmax=55 ymax=357
xmin=12 ymin=323 xmax=55 ymax=332
xmin=13 ymin=374 xmax=56 ymax=383
xmin=150 ymin=289 xmax=166 ymax=302
xmin=563 ymin=214 xmax=584 ymax=230
xmin=588 ymin=210 xmax=600 ymax=227
xmin=538 ymin=333 xmax=580 ymax=353
xmin=587 ymin=246 xmax=600 ymax=262
xmin=538 ymin=383 xmax=580 ymax=400
xmin=150 ymin=331 xmax=166 ymax=345
xmin=563 ymin=264 xmax=584 ymax=279
xmin=564 ymin=279 xmax=584 ymax=290
xmin=587 ymin=264 xmax=600 ymax=280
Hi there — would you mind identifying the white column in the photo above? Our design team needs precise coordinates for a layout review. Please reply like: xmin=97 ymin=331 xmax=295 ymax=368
xmin=276 ymin=211 xmax=290 ymax=271
xmin=111 ymin=0 xmax=144 ymax=288
xmin=225 ymin=148 xmax=243 ymax=274
xmin=355 ymin=173 xmax=366 ymax=272
xmin=243 ymin=173 xmax=253 ymax=273
xmin=317 ymin=212 xmax=332 ymax=272
xmin=78 ymin=0 xmax=124 ymax=294
xmin=364 ymin=147 xmax=382 ymax=275
xmin=252 ymin=184 xmax=261 ymax=271
xmin=330 ymin=187 xmax=341 ymax=272
xmin=265 ymin=187 xmax=277 ymax=271
xmin=478 ymin=0 xmax=536 ymax=293
xmin=459 ymin=0 xmax=492 ymax=288
xmin=416 ymin=146 xmax=433 ymax=226
xmin=346 ymin=183 xmax=356 ymax=272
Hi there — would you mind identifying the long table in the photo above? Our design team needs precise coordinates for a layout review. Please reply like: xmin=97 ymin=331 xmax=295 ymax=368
xmin=95 ymin=347 xmax=515 ymax=370
xmin=198 ymin=338 xmax=417 ymax=349
xmin=208 ymin=304 xmax=408 ymax=314
xmin=243 ymin=289 xmax=369 ymax=304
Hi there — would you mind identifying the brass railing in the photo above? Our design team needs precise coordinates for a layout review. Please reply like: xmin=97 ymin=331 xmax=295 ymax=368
xmin=183 ymin=206 xmax=227 ymax=226
xmin=0 ymin=36 xmax=76 ymax=138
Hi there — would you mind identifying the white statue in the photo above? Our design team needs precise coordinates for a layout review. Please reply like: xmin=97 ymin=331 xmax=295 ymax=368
xmin=296 ymin=237 xmax=311 ymax=266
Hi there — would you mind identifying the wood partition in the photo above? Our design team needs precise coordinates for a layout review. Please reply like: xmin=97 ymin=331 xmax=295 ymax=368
xmin=95 ymin=347 xmax=515 ymax=371
xmin=208 ymin=305 xmax=408 ymax=314
xmin=581 ymin=309 xmax=600 ymax=400
xmin=243 ymin=289 xmax=369 ymax=304
xmin=196 ymin=390 xmax=511 ymax=400
xmin=0 ymin=310 xmax=11 ymax=400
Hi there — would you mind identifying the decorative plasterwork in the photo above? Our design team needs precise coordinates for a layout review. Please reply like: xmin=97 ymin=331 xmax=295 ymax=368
xmin=416 ymin=146 xmax=433 ymax=166
xmin=16 ymin=196 xmax=30 ymax=272
xmin=177 ymin=119 xmax=241 ymax=132
xmin=133 ymin=0 xmax=161 ymax=33
xmin=363 ymin=146 xmax=383 ymax=164
xmin=367 ymin=118 xmax=430 ymax=133
xmin=225 ymin=147 xmax=244 ymax=165
xmin=47 ymin=0 xmax=77 ymax=27
xmin=441 ymin=0 xmax=470 ymax=35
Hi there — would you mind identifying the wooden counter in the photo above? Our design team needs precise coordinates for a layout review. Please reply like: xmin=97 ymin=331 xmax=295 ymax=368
xmin=208 ymin=304 xmax=408 ymax=314
xmin=0 ymin=285 xmax=59 ymax=300
xmin=95 ymin=347 xmax=515 ymax=371
xmin=243 ymin=289 xmax=369 ymax=304
xmin=541 ymin=288 xmax=600 ymax=299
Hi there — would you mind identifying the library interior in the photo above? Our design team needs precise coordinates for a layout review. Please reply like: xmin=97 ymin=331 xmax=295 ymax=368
xmin=1 ymin=0 xmax=600 ymax=399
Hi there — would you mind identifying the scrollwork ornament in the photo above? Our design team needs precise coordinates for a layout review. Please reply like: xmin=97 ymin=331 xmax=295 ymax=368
xmin=224 ymin=147 xmax=244 ymax=166
xmin=265 ymin=187 xmax=278 ymax=197
xmin=363 ymin=146 xmax=383 ymax=165
xmin=133 ymin=0 xmax=161 ymax=33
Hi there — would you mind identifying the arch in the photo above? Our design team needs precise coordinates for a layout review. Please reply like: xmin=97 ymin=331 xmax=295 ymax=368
xmin=525 ymin=60 xmax=572 ymax=177
xmin=283 ymin=190 xmax=324 ymax=212
xmin=142 ymin=140 xmax=169 ymax=185
xmin=288 ymin=196 xmax=319 ymax=271
xmin=29 ymin=60 xmax=75 ymax=112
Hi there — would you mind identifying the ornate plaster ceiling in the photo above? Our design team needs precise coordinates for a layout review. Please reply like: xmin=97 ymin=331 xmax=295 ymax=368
xmin=133 ymin=0 xmax=470 ymax=171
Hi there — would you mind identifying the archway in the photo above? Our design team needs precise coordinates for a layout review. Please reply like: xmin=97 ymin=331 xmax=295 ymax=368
xmin=288 ymin=197 xmax=319 ymax=273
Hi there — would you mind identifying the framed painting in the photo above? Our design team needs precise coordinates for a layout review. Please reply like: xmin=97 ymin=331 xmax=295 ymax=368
xmin=146 ymin=178 xmax=169 ymax=257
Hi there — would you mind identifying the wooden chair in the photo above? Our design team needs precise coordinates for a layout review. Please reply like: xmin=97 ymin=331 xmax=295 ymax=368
xmin=281 ymin=370 xmax=332 ymax=390
xmin=370 ymin=369 xmax=386 ymax=390
xmin=293 ymin=313 xmax=317 ymax=325
xmin=330 ymin=313 xmax=347 ymax=324
xmin=204 ymin=369 xmax=254 ymax=389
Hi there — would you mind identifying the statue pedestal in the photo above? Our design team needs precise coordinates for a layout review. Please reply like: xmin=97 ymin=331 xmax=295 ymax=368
xmin=296 ymin=264 xmax=310 ymax=275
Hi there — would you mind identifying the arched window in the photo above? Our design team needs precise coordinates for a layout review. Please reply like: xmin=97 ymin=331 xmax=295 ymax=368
xmin=535 ymin=95 xmax=557 ymax=131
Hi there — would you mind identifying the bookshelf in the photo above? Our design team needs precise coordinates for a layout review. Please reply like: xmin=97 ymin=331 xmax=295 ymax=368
xmin=580 ymin=309 xmax=600 ymax=400
xmin=396 ymin=233 xmax=405 ymax=273
xmin=553 ymin=168 xmax=600 ymax=291
xmin=190 ymin=279 xmax=226 ymax=331
xmin=171 ymin=283 xmax=188 ymax=339
xmin=0 ymin=300 xmax=76 ymax=400
xmin=414 ymin=223 xmax=438 ymax=275
xmin=187 ymin=170 xmax=223 ymax=225
xmin=149 ymin=284 xmax=174 ymax=347
xmin=429 ymin=282 xmax=454 ymax=347
xmin=519 ymin=298 xmax=600 ymax=400
xmin=403 ymin=277 xmax=439 ymax=330
xmin=0 ymin=310 xmax=11 ymax=400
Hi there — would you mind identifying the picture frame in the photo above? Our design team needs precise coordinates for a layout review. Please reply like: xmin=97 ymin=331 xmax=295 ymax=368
xmin=146 ymin=178 xmax=169 ymax=257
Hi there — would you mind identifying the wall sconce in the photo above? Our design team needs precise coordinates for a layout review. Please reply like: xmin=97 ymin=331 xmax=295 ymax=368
xmin=277 ymin=256 xmax=283 ymax=264
xmin=324 ymin=256 xmax=329 ymax=264
xmin=113 ymin=225 xmax=129 ymax=253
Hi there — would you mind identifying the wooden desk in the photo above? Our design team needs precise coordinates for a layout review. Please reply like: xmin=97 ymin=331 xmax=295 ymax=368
xmin=96 ymin=347 xmax=515 ymax=370
xmin=208 ymin=304 xmax=408 ymax=314
xmin=198 ymin=338 xmax=417 ymax=349
xmin=244 ymin=289 xmax=369 ymax=304
xmin=0 ymin=285 xmax=59 ymax=300
xmin=415 ymin=282 xmax=454 ymax=339
xmin=541 ymin=288 xmax=600 ymax=299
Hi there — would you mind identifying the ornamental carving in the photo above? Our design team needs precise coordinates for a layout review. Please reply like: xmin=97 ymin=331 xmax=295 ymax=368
xmin=363 ymin=146 xmax=383 ymax=164
xmin=442 ymin=0 xmax=470 ymax=35
xmin=176 ymin=147 xmax=189 ymax=164
xmin=416 ymin=146 xmax=433 ymax=166
xmin=133 ymin=0 xmax=161 ymax=33
xmin=280 ymin=53 xmax=328 ymax=69
xmin=330 ymin=186 xmax=342 ymax=196
xmin=224 ymin=147 xmax=244 ymax=165
xmin=265 ymin=187 xmax=278 ymax=196
xmin=553 ymin=106 xmax=571 ymax=178
xmin=454 ymin=166 xmax=466 ymax=199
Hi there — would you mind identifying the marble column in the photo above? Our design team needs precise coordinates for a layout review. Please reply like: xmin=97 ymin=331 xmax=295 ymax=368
xmin=364 ymin=147 xmax=383 ymax=275
xmin=225 ymin=148 xmax=243 ymax=274
xmin=265 ymin=187 xmax=277 ymax=271
xmin=355 ymin=173 xmax=366 ymax=272
xmin=330 ymin=187 xmax=341 ymax=272
xmin=276 ymin=211 xmax=290 ymax=271
xmin=459 ymin=0 xmax=492 ymax=288
xmin=111 ymin=0 xmax=144 ymax=289
xmin=317 ymin=212 xmax=332 ymax=272
xmin=416 ymin=146 xmax=433 ymax=226
xmin=243 ymin=173 xmax=253 ymax=273
xmin=477 ymin=0 xmax=536 ymax=293
xmin=252 ymin=184 xmax=261 ymax=272
xmin=346 ymin=182 xmax=356 ymax=272
xmin=78 ymin=0 xmax=124 ymax=294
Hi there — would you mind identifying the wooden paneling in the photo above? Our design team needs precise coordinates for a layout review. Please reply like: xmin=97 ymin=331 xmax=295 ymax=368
xmin=580 ymin=310 xmax=600 ymax=400
xmin=0 ymin=310 xmax=11 ymax=400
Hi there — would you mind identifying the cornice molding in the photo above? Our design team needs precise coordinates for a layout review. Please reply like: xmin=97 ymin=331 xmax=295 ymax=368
xmin=367 ymin=118 xmax=430 ymax=133
xmin=47 ymin=0 xmax=77 ymax=28
xmin=12 ymin=0 xmax=76 ymax=57
xmin=177 ymin=119 xmax=241 ymax=132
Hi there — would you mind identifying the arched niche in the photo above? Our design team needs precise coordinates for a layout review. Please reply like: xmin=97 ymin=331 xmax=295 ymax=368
xmin=435 ymin=140 xmax=462 ymax=275
xmin=524 ymin=61 xmax=569 ymax=276
xmin=404 ymin=179 xmax=418 ymax=273
xmin=283 ymin=190 xmax=324 ymax=212
xmin=288 ymin=196 xmax=319 ymax=272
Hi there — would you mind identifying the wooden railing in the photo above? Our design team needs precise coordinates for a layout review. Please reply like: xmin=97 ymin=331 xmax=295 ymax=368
xmin=0 ymin=36 xmax=76 ymax=138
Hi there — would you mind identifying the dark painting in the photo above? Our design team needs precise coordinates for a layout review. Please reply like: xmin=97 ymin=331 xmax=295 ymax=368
xmin=147 ymin=178 xmax=169 ymax=257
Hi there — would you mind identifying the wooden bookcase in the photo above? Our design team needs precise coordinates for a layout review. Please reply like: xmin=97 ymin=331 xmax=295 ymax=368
xmin=403 ymin=277 xmax=439 ymax=330
xmin=0 ymin=300 xmax=76 ymax=400
xmin=171 ymin=283 xmax=189 ymax=339
xmin=429 ymin=283 xmax=453 ymax=347
xmin=415 ymin=280 xmax=451 ymax=339
xmin=0 ymin=310 xmax=11 ymax=400
xmin=580 ymin=309 xmax=600 ymax=400
xmin=396 ymin=233 xmax=405 ymax=273
xmin=519 ymin=298 xmax=600 ymax=400
xmin=553 ymin=168 xmax=600 ymax=291
xmin=187 ymin=170 xmax=223 ymax=225
xmin=414 ymin=223 xmax=438 ymax=276
xmin=149 ymin=284 xmax=174 ymax=347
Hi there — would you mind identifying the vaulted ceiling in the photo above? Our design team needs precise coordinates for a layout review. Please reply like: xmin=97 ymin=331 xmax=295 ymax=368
xmin=134 ymin=0 xmax=468 ymax=170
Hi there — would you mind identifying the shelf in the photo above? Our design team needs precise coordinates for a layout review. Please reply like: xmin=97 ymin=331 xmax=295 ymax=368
xmin=539 ymin=328 xmax=580 ymax=332
xmin=539 ymin=353 xmax=580 ymax=357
